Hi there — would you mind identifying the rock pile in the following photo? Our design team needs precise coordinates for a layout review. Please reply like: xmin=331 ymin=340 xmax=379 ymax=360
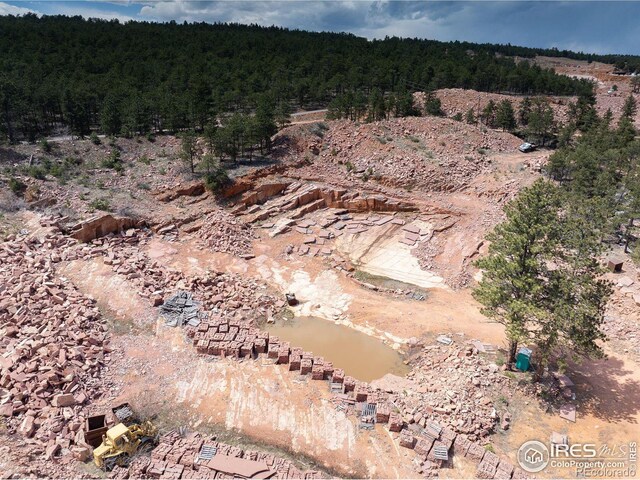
xmin=76 ymin=232 xmax=283 ymax=320
xmin=311 ymin=116 xmax=522 ymax=193
xmin=112 ymin=429 xmax=326 ymax=479
xmin=0 ymin=232 xmax=110 ymax=460
xmin=196 ymin=209 xmax=255 ymax=257
xmin=391 ymin=343 xmax=509 ymax=441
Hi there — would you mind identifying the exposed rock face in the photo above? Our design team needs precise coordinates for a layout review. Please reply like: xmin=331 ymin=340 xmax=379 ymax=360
xmin=155 ymin=181 xmax=205 ymax=202
xmin=239 ymin=182 xmax=290 ymax=206
xmin=68 ymin=214 xmax=141 ymax=242
xmin=236 ymin=181 xmax=417 ymax=224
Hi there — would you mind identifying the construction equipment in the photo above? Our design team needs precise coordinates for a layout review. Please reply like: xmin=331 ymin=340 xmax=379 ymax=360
xmin=93 ymin=421 xmax=158 ymax=471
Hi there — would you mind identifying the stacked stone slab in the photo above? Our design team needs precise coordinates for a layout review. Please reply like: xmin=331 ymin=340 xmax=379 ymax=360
xmin=117 ymin=430 xmax=326 ymax=479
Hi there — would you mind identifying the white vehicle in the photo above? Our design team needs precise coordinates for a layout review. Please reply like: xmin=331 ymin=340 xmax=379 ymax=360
xmin=518 ymin=142 xmax=537 ymax=153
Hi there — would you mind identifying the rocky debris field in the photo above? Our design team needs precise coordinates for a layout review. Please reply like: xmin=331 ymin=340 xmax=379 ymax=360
xmin=394 ymin=342 xmax=510 ymax=442
xmin=533 ymin=56 xmax=640 ymax=128
xmin=602 ymin=260 xmax=640 ymax=356
xmin=0 ymin=218 xmax=525 ymax=479
xmin=0 ymin=231 xmax=111 ymax=476
xmin=196 ymin=209 xmax=256 ymax=257
xmin=312 ymin=117 xmax=522 ymax=192
xmin=76 ymin=229 xmax=284 ymax=321
xmin=273 ymin=116 xmax=523 ymax=195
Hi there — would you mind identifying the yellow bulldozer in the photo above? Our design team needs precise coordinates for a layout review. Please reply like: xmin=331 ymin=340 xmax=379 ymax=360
xmin=93 ymin=421 xmax=158 ymax=471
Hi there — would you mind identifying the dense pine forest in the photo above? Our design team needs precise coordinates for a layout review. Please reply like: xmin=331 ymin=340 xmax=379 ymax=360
xmin=0 ymin=14 xmax=604 ymax=142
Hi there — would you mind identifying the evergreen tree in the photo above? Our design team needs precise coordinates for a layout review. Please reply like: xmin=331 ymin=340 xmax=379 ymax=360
xmin=622 ymin=94 xmax=638 ymax=119
xmin=474 ymin=180 xmax=611 ymax=373
xmin=179 ymin=130 xmax=198 ymax=173
xmin=274 ymin=101 xmax=291 ymax=130
xmin=368 ymin=88 xmax=387 ymax=121
xmin=536 ymin=196 xmax=611 ymax=374
xmin=569 ymin=90 xmax=598 ymax=131
xmin=424 ymin=95 xmax=443 ymax=117
xmin=482 ymin=100 xmax=497 ymax=127
xmin=254 ymin=99 xmax=277 ymax=154
xmin=496 ymin=100 xmax=516 ymax=131
xmin=518 ymin=97 xmax=532 ymax=126
xmin=100 ymin=95 xmax=121 ymax=136
xmin=474 ymin=180 xmax=561 ymax=367
xmin=526 ymin=98 xmax=555 ymax=146
xmin=465 ymin=108 xmax=476 ymax=125
xmin=204 ymin=118 xmax=218 ymax=153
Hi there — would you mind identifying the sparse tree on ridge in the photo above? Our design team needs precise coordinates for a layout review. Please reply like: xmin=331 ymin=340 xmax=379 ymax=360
xmin=179 ymin=130 xmax=198 ymax=173
xmin=482 ymin=100 xmax=497 ymax=127
xmin=526 ymin=97 xmax=555 ymax=146
xmin=496 ymin=99 xmax=516 ymax=131
xmin=622 ymin=94 xmax=637 ymax=119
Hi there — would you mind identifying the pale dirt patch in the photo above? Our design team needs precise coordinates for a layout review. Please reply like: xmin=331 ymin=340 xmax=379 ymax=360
xmin=59 ymin=257 xmax=155 ymax=326
xmin=59 ymin=255 xmax=417 ymax=478
xmin=335 ymin=220 xmax=447 ymax=289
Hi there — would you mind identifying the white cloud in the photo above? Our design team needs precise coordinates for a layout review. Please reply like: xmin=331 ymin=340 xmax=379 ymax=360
xmin=0 ymin=1 xmax=39 ymax=16
xmin=51 ymin=4 xmax=136 ymax=22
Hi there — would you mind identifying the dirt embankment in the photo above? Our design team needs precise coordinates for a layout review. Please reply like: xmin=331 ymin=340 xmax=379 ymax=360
xmin=417 ymin=88 xmax=573 ymax=125
xmin=275 ymin=116 xmax=523 ymax=195
xmin=533 ymin=55 xmax=640 ymax=127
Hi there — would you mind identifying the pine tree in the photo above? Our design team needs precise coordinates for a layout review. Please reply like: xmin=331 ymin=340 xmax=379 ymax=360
xmin=496 ymin=100 xmax=516 ymax=131
xmin=473 ymin=180 xmax=562 ymax=367
xmin=204 ymin=118 xmax=218 ymax=154
xmin=526 ymin=98 xmax=555 ymax=146
xmin=368 ymin=88 xmax=387 ymax=121
xmin=424 ymin=95 xmax=443 ymax=117
xmin=481 ymin=100 xmax=497 ymax=127
xmin=100 ymin=95 xmax=121 ymax=136
xmin=179 ymin=130 xmax=198 ymax=173
xmin=535 ymin=196 xmax=611 ymax=375
xmin=622 ymin=94 xmax=637 ymax=119
xmin=274 ymin=101 xmax=291 ymax=129
xmin=465 ymin=108 xmax=476 ymax=125
xmin=474 ymin=180 xmax=612 ymax=374
xmin=518 ymin=97 xmax=532 ymax=126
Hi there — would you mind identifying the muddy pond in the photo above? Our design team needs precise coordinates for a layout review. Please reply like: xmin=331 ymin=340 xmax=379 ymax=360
xmin=265 ymin=316 xmax=410 ymax=382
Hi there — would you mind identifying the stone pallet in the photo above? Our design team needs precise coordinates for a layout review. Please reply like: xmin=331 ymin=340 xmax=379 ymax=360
xmin=117 ymin=430 xmax=326 ymax=479
xmin=186 ymin=317 xmax=528 ymax=479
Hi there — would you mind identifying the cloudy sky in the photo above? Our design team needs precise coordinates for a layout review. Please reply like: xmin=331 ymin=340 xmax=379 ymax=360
xmin=1 ymin=1 xmax=639 ymax=55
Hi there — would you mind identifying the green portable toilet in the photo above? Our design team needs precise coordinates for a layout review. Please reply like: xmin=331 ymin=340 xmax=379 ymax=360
xmin=515 ymin=347 xmax=532 ymax=372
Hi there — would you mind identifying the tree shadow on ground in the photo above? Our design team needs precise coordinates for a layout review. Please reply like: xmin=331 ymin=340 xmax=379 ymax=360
xmin=0 ymin=147 xmax=28 ymax=164
xmin=568 ymin=355 xmax=640 ymax=424
xmin=226 ymin=156 xmax=280 ymax=170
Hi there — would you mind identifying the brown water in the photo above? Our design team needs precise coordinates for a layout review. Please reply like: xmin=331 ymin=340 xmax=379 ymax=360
xmin=265 ymin=316 xmax=410 ymax=382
